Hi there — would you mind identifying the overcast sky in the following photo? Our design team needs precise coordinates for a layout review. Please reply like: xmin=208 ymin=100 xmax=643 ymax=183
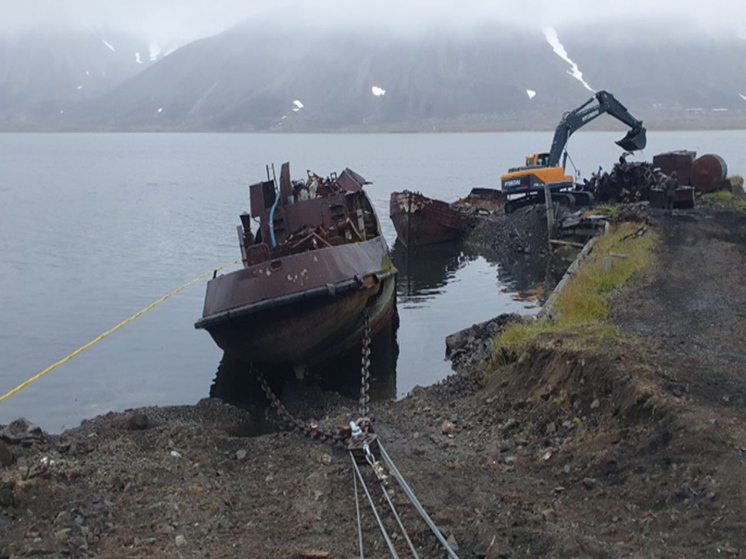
xmin=4 ymin=0 xmax=745 ymax=42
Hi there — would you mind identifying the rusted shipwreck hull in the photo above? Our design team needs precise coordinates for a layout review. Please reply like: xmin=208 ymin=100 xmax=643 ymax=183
xmin=390 ymin=190 xmax=468 ymax=247
xmin=195 ymin=164 xmax=397 ymax=372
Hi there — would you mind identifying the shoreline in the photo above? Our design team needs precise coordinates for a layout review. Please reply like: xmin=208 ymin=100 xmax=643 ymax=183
xmin=2 ymin=205 xmax=746 ymax=557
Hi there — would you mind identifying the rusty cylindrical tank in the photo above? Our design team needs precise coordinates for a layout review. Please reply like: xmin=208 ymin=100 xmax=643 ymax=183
xmin=691 ymin=154 xmax=728 ymax=193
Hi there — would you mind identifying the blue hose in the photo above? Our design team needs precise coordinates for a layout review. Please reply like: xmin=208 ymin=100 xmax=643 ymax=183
xmin=268 ymin=187 xmax=280 ymax=248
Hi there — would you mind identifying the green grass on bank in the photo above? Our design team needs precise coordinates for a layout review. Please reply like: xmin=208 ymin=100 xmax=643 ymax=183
xmin=704 ymin=180 xmax=746 ymax=210
xmin=493 ymin=222 xmax=657 ymax=357
xmin=593 ymin=204 xmax=622 ymax=220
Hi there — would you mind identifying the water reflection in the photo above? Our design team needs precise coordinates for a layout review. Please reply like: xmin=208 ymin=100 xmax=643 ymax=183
xmin=211 ymin=242 xmax=574 ymax=406
xmin=392 ymin=240 xmax=467 ymax=305
xmin=210 ymin=317 xmax=399 ymax=410
xmin=392 ymin=240 xmax=573 ymax=309
xmin=487 ymin=248 xmax=574 ymax=307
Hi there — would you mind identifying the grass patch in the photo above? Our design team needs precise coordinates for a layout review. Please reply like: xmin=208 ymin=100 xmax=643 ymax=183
xmin=730 ymin=175 xmax=744 ymax=192
xmin=703 ymin=189 xmax=746 ymax=210
xmin=494 ymin=222 xmax=657 ymax=357
xmin=592 ymin=204 xmax=622 ymax=220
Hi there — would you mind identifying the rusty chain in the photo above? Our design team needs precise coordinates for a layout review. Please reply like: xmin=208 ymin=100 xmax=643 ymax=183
xmin=359 ymin=308 xmax=371 ymax=418
xmin=253 ymin=307 xmax=373 ymax=445
xmin=255 ymin=369 xmax=349 ymax=444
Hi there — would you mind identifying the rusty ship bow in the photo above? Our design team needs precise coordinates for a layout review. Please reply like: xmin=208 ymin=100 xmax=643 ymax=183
xmin=390 ymin=190 xmax=468 ymax=247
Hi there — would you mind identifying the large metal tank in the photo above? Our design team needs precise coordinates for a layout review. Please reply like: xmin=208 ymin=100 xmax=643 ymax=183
xmin=690 ymin=154 xmax=728 ymax=193
xmin=652 ymin=151 xmax=696 ymax=185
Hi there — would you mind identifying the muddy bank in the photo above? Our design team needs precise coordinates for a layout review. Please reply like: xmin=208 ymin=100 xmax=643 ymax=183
xmin=3 ymin=207 xmax=746 ymax=558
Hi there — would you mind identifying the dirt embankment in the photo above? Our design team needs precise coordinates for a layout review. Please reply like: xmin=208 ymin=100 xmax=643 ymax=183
xmin=2 ymin=208 xmax=746 ymax=558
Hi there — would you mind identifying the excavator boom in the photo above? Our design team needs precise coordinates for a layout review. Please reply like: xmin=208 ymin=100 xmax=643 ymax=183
xmin=548 ymin=90 xmax=646 ymax=166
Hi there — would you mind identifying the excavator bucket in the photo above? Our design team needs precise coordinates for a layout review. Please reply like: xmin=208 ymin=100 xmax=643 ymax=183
xmin=616 ymin=126 xmax=647 ymax=152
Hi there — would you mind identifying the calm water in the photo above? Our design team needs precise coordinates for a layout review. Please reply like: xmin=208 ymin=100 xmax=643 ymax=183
xmin=1 ymin=131 xmax=744 ymax=432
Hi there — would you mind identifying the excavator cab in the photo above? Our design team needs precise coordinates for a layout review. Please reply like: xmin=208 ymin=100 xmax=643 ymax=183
xmin=616 ymin=126 xmax=647 ymax=152
xmin=525 ymin=153 xmax=551 ymax=168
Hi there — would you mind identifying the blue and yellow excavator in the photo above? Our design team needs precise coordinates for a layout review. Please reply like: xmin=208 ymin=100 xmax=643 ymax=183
xmin=501 ymin=90 xmax=647 ymax=213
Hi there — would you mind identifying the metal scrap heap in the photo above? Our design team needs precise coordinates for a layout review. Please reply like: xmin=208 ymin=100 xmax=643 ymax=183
xmin=582 ymin=156 xmax=660 ymax=203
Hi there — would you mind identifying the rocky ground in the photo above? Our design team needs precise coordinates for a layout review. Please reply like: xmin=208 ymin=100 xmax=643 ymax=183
xmin=2 ymin=206 xmax=746 ymax=558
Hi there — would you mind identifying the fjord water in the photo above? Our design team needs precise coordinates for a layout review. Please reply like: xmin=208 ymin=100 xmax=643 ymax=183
xmin=1 ymin=131 xmax=744 ymax=432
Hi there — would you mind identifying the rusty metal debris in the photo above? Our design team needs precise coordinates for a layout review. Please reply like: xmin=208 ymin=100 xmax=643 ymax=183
xmin=653 ymin=151 xmax=696 ymax=185
xmin=582 ymin=154 xmax=695 ymax=209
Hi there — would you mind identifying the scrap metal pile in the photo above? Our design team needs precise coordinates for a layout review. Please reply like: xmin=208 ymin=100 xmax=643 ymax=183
xmin=582 ymin=151 xmax=729 ymax=207
xmin=581 ymin=155 xmax=661 ymax=203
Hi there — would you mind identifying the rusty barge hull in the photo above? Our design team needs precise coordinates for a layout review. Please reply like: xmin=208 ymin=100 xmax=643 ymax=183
xmin=196 ymin=236 xmax=396 ymax=366
xmin=390 ymin=190 xmax=467 ymax=247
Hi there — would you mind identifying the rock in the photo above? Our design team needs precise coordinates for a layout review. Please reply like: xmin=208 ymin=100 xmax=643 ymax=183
xmin=175 ymin=534 xmax=187 ymax=547
xmin=542 ymin=451 xmax=552 ymax=461
xmin=236 ymin=449 xmax=247 ymax=461
xmin=441 ymin=420 xmax=457 ymax=435
xmin=55 ymin=528 xmax=71 ymax=544
xmin=170 ymin=450 xmax=182 ymax=458
xmin=501 ymin=418 xmax=519 ymax=432
xmin=319 ymin=453 xmax=332 ymax=465
xmin=0 ymin=418 xmax=44 ymax=445
xmin=0 ymin=439 xmax=14 ymax=467
xmin=541 ymin=508 xmax=555 ymax=521
xmin=446 ymin=533 xmax=459 ymax=551
xmin=590 ymin=399 xmax=600 ymax=409
xmin=545 ymin=422 xmax=557 ymax=436
xmin=504 ymin=455 xmax=517 ymax=464
xmin=54 ymin=511 xmax=72 ymax=527
xmin=582 ymin=477 xmax=599 ymax=490
xmin=0 ymin=484 xmax=14 ymax=507
xmin=450 ymin=414 xmax=459 ymax=424
xmin=499 ymin=440 xmax=515 ymax=453
xmin=127 ymin=410 xmax=149 ymax=430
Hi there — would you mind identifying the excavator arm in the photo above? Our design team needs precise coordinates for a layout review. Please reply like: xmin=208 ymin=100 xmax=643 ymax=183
xmin=548 ymin=90 xmax=647 ymax=167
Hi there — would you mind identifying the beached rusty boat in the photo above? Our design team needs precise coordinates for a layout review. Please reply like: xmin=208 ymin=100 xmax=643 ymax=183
xmin=195 ymin=163 xmax=397 ymax=375
xmin=389 ymin=190 xmax=468 ymax=247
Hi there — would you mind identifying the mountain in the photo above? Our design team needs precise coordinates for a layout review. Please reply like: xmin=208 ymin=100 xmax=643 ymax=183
xmin=0 ymin=30 xmax=175 ymax=130
xmin=2 ymin=20 xmax=745 ymax=131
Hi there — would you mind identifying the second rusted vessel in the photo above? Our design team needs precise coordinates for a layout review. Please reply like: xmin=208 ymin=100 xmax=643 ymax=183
xmin=389 ymin=190 xmax=469 ymax=247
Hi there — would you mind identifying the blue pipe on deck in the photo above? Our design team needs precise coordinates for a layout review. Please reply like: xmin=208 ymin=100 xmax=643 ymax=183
xmin=269 ymin=187 xmax=280 ymax=248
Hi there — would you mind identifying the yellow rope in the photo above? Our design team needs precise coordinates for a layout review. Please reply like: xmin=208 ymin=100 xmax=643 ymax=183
xmin=0 ymin=259 xmax=241 ymax=403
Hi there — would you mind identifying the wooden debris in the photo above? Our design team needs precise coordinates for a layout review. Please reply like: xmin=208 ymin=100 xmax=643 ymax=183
xmin=292 ymin=550 xmax=330 ymax=559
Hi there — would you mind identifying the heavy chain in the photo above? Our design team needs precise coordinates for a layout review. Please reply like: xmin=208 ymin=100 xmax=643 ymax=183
xmin=255 ymin=370 xmax=348 ymax=444
xmin=253 ymin=307 xmax=373 ymax=445
xmin=359 ymin=308 xmax=371 ymax=418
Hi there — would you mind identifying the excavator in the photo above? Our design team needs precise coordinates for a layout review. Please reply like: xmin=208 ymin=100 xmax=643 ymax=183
xmin=501 ymin=90 xmax=647 ymax=213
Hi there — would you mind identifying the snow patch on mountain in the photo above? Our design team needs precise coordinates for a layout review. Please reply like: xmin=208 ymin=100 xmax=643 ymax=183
xmin=526 ymin=89 xmax=536 ymax=99
xmin=102 ymin=40 xmax=115 ymax=52
xmin=543 ymin=28 xmax=594 ymax=92
xmin=149 ymin=42 xmax=162 ymax=61
xmin=372 ymin=86 xmax=386 ymax=97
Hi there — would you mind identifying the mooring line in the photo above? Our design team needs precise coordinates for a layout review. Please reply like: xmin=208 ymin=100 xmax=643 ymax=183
xmin=0 ymin=259 xmax=240 ymax=403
